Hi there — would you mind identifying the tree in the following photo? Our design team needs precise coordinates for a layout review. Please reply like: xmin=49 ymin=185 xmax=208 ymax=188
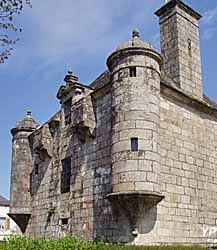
xmin=0 ymin=0 xmax=31 ymax=63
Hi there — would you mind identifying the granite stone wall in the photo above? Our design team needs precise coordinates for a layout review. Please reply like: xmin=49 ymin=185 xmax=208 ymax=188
xmin=156 ymin=1 xmax=203 ymax=100
xmin=25 ymin=82 xmax=217 ymax=245
xmin=10 ymin=0 xmax=217 ymax=246
xmin=27 ymin=91 xmax=113 ymax=240
xmin=10 ymin=130 xmax=33 ymax=214
xmin=134 ymin=90 xmax=217 ymax=245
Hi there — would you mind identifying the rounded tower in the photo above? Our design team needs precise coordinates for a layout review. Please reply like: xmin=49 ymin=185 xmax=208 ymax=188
xmin=107 ymin=30 xmax=163 ymax=202
xmin=9 ymin=111 xmax=38 ymax=233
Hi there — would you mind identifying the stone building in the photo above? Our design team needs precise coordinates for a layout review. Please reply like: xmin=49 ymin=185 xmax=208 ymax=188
xmin=9 ymin=0 xmax=217 ymax=246
xmin=0 ymin=195 xmax=20 ymax=240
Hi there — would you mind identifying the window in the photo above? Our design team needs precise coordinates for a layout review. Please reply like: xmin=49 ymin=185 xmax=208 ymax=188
xmin=187 ymin=38 xmax=192 ymax=50
xmin=130 ymin=67 xmax=137 ymax=77
xmin=64 ymin=99 xmax=72 ymax=125
xmin=61 ymin=218 xmax=68 ymax=225
xmin=187 ymin=38 xmax=192 ymax=56
xmin=61 ymin=157 xmax=71 ymax=193
xmin=131 ymin=138 xmax=138 ymax=152
xmin=0 ymin=217 xmax=6 ymax=231
xmin=35 ymin=164 xmax=39 ymax=175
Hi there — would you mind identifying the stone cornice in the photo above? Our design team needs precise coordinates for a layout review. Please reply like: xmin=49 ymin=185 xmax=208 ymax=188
xmin=107 ymin=47 xmax=163 ymax=72
xmin=154 ymin=0 xmax=202 ymax=20
xmin=91 ymin=77 xmax=217 ymax=119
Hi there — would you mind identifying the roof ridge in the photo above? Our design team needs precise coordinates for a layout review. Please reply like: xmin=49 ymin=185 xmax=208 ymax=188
xmin=0 ymin=194 xmax=10 ymax=206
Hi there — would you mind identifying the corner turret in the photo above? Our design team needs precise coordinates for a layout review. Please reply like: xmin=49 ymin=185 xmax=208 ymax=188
xmin=107 ymin=30 xmax=164 ymax=238
xmin=9 ymin=111 xmax=39 ymax=233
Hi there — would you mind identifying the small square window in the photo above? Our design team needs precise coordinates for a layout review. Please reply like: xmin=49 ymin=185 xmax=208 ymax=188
xmin=61 ymin=218 xmax=68 ymax=225
xmin=130 ymin=67 xmax=137 ymax=77
xmin=131 ymin=138 xmax=138 ymax=152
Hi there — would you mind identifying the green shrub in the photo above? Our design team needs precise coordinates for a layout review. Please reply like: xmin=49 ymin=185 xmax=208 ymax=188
xmin=0 ymin=237 xmax=213 ymax=250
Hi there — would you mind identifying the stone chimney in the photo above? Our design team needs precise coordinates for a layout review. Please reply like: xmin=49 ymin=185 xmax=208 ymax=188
xmin=155 ymin=0 xmax=203 ymax=100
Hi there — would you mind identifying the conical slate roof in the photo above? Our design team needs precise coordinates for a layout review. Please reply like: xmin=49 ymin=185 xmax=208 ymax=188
xmin=0 ymin=194 xmax=10 ymax=206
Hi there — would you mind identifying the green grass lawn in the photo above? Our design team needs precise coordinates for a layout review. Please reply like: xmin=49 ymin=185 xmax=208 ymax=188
xmin=0 ymin=237 xmax=213 ymax=250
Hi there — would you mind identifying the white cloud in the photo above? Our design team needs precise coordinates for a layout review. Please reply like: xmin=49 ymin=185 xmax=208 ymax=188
xmin=1 ymin=0 xmax=161 ymax=76
xmin=202 ymin=27 xmax=216 ymax=40
xmin=203 ymin=6 xmax=217 ymax=24
xmin=202 ymin=6 xmax=217 ymax=40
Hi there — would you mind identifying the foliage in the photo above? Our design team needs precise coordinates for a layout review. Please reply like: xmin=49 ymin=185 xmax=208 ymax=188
xmin=0 ymin=0 xmax=31 ymax=63
xmin=0 ymin=237 xmax=213 ymax=250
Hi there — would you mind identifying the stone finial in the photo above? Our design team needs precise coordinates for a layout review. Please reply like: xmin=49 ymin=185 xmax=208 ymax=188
xmin=64 ymin=69 xmax=79 ymax=85
xmin=132 ymin=29 xmax=140 ymax=38
xmin=68 ymin=69 xmax=73 ymax=75
xmin=27 ymin=109 xmax=32 ymax=117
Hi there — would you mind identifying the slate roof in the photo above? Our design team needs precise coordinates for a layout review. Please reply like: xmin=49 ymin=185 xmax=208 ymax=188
xmin=0 ymin=194 xmax=10 ymax=207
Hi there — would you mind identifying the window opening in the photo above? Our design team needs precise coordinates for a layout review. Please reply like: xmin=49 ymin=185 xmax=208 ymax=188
xmin=61 ymin=157 xmax=71 ymax=193
xmin=131 ymin=138 xmax=138 ymax=152
xmin=130 ymin=67 xmax=137 ymax=77
xmin=187 ymin=38 xmax=192 ymax=56
xmin=61 ymin=218 xmax=68 ymax=225
xmin=35 ymin=164 xmax=39 ymax=175
xmin=0 ymin=217 xmax=6 ymax=230
xmin=64 ymin=99 xmax=72 ymax=125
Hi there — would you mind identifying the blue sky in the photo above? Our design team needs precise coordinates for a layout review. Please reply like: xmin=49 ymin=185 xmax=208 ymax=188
xmin=0 ymin=0 xmax=217 ymax=199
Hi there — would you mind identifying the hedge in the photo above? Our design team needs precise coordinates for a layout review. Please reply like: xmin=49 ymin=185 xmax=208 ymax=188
xmin=0 ymin=237 xmax=213 ymax=250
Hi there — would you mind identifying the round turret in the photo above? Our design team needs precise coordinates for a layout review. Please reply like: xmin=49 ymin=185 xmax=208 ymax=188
xmin=107 ymin=30 xmax=163 ymax=197
xmin=10 ymin=111 xmax=39 ymax=227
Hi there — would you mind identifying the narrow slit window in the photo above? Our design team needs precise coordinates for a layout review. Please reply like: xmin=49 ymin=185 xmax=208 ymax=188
xmin=187 ymin=38 xmax=192 ymax=56
xmin=61 ymin=218 xmax=68 ymax=225
xmin=130 ymin=67 xmax=137 ymax=77
xmin=131 ymin=138 xmax=138 ymax=152
xmin=35 ymin=164 xmax=39 ymax=175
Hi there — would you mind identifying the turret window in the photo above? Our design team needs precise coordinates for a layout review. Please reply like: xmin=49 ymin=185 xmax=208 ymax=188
xmin=131 ymin=138 xmax=138 ymax=152
xmin=130 ymin=67 xmax=137 ymax=77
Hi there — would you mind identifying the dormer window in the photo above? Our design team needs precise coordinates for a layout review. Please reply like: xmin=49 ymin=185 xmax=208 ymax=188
xmin=130 ymin=67 xmax=137 ymax=77
xmin=64 ymin=98 xmax=72 ymax=126
xmin=75 ymin=88 xmax=82 ymax=95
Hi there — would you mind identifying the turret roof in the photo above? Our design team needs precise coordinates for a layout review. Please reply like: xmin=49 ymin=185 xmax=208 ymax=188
xmin=116 ymin=29 xmax=154 ymax=51
xmin=15 ymin=111 xmax=38 ymax=130
xmin=11 ymin=111 xmax=39 ymax=135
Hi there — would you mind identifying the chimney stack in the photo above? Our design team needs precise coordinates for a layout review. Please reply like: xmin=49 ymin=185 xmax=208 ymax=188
xmin=155 ymin=0 xmax=203 ymax=100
